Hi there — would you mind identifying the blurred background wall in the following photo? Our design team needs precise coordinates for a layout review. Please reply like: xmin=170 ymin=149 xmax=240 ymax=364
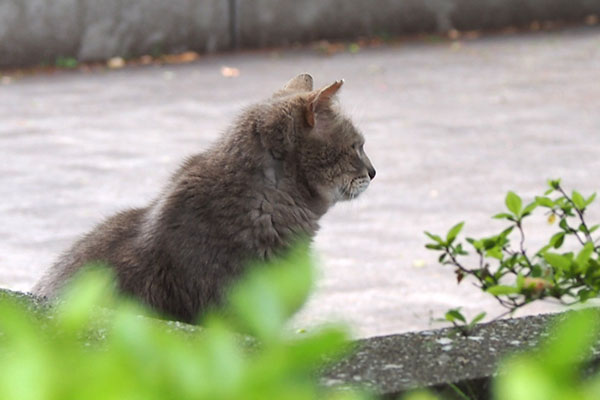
xmin=1 ymin=0 xmax=600 ymax=67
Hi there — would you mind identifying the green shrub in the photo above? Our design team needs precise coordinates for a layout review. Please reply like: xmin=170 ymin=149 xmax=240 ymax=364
xmin=0 ymin=245 xmax=369 ymax=400
xmin=425 ymin=179 xmax=600 ymax=333
xmin=494 ymin=309 xmax=600 ymax=400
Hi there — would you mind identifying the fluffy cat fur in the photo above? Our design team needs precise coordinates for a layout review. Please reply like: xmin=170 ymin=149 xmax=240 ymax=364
xmin=33 ymin=74 xmax=376 ymax=322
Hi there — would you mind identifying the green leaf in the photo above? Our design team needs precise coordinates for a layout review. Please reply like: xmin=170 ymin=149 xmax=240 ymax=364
xmin=499 ymin=226 xmax=515 ymax=239
xmin=445 ymin=308 xmax=466 ymax=324
xmin=516 ymin=273 xmax=525 ymax=290
xmin=505 ymin=191 xmax=523 ymax=217
xmin=425 ymin=244 xmax=444 ymax=250
xmin=522 ymin=201 xmax=538 ymax=217
xmin=548 ymin=179 xmax=561 ymax=190
xmin=572 ymin=190 xmax=586 ymax=210
xmin=576 ymin=242 xmax=595 ymax=272
xmin=492 ymin=213 xmax=514 ymax=220
xmin=543 ymin=252 xmax=571 ymax=271
xmin=535 ymin=196 xmax=554 ymax=208
xmin=577 ymin=288 xmax=596 ymax=302
xmin=446 ymin=222 xmax=465 ymax=244
xmin=469 ymin=312 xmax=486 ymax=328
xmin=486 ymin=247 xmax=504 ymax=260
xmin=589 ymin=224 xmax=600 ymax=233
xmin=549 ymin=232 xmax=565 ymax=249
xmin=425 ymin=231 xmax=445 ymax=245
xmin=455 ymin=243 xmax=468 ymax=255
xmin=228 ymin=244 xmax=314 ymax=340
xmin=586 ymin=192 xmax=596 ymax=206
xmin=541 ymin=309 xmax=599 ymax=373
xmin=483 ymin=238 xmax=497 ymax=250
xmin=486 ymin=285 xmax=520 ymax=295
xmin=466 ymin=238 xmax=483 ymax=252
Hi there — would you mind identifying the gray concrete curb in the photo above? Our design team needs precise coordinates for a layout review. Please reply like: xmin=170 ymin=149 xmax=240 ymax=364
xmin=1 ymin=0 xmax=600 ymax=68
xmin=323 ymin=311 xmax=599 ymax=398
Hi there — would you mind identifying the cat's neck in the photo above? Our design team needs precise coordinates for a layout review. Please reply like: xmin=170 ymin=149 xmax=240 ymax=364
xmin=215 ymin=126 xmax=332 ymax=219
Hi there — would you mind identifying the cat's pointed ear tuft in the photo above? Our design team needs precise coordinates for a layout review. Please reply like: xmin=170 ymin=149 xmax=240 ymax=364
xmin=283 ymin=73 xmax=314 ymax=92
xmin=273 ymin=74 xmax=314 ymax=97
xmin=305 ymin=79 xmax=344 ymax=127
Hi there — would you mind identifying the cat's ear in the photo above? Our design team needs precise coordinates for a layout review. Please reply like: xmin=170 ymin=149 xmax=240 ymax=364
xmin=273 ymin=73 xmax=314 ymax=97
xmin=305 ymin=79 xmax=343 ymax=127
xmin=283 ymin=73 xmax=314 ymax=92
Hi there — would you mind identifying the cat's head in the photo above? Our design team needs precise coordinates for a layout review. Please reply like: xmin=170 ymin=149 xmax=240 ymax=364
xmin=267 ymin=74 xmax=376 ymax=208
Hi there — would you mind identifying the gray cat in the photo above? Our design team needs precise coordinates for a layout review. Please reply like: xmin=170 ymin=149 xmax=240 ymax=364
xmin=33 ymin=74 xmax=376 ymax=322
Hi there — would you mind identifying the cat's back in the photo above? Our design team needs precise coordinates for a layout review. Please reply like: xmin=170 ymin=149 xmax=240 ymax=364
xmin=32 ymin=207 xmax=147 ymax=298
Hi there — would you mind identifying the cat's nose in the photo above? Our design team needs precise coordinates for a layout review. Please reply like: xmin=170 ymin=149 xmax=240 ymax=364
xmin=368 ymin=168 xmax=376 ymax=180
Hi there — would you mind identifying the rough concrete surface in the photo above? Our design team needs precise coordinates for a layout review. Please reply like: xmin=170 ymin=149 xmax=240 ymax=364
xmin=1 ymin=27 xmax=600 ymax=337
xmin=236 ymin=0 xmax=600 ymax=48
xmin=323 ymin=311 xmax=572 ymax=397
xmin=0 ymin=0 xmax=230 ymax=67
xmin=2 ymin=0 xmax=600 ymax=67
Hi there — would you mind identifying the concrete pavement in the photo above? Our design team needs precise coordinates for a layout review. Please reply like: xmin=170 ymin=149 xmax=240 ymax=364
xmin=1 ymin=27 xmax=600 ymax=337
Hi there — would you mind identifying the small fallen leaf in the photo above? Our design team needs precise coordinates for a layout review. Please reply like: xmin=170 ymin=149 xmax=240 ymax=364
xmin=107 ymin=57 xmax=125 ymax=69
xmin=163 ymin=51 xmax=199 ymax=64
xmin=447 ymin=29 xmax=461 ymax=40
xmin=315 ymin=40 xmax=345 ymax=56
xmin=220 ymin=66 xmax=240 ymax=78
xmin=413 ymin=259 xmax=426 ymax=268
xmin=463 ymin=30 xmax=481 ymax=40
xmin=140 ymin=55 xmax=154 ymax=65
xmin=348 ymin=43 xmax=360 ymax=54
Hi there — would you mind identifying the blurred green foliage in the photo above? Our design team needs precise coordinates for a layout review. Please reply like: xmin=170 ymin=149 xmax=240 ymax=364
xmin=494 ymin=309 xmax=600 ymax=400
xmin=0 ymin=245 xmax=369 ymax=400
xmin=54 ymin=56 xmax=78 ymax=69
xmin=1 ymin=236 xmax=600 ymax=399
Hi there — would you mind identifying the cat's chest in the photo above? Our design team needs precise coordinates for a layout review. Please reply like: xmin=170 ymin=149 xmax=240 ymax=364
xmin=244 ymin=188 xmax=319 ymax=254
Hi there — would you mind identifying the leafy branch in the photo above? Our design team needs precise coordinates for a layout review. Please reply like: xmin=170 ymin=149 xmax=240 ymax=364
xmin=425 ymin=179 xmax=600 ymax=334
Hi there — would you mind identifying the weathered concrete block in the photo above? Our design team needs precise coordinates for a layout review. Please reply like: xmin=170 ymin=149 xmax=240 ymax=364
xmin=324 ymin=311 xmax=600 ymax=398
xmin=236 ymin=0 xmax=600 ymax=49
xmin=0 ymin=0 xmax=81 ymax=67
xmin=2 ymin=0 xmax=600 ymax=67
xmin=0 ymin=0 xmax=230 ymax=67
xmin=236 ymin=0 xmax=440 ymax=48
xmin=78 ymin=0 xmax=229 ymax=61
xmin=449 ymin=0 xmax=600 ymax=30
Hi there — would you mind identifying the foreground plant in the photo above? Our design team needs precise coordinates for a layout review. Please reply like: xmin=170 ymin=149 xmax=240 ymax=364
xmin=0 ymin=246 xmax=368 ymax=400
xmin=425 ymin=179 xmax=599 ymax=332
